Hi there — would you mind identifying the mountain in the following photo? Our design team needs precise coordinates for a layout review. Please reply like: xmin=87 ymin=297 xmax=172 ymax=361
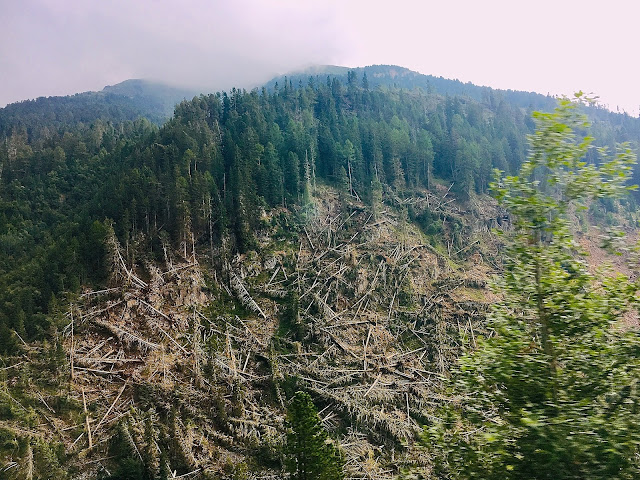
xmin=101 ymin=79 xmax=201 ymax=116
xmin=1 ymin=66 xmax=640 ymax=479
xmin=0 ymin=79 xmax=200 ymax=140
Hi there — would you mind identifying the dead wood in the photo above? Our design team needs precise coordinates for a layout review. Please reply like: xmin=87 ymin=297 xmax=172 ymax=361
xmin=92 ymin=319 xmax=160 ymax=352
xmin=229 ymin=270 xmax=266 ymax=319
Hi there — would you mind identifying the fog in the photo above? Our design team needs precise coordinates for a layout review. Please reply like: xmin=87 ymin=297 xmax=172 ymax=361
xmin=1 ymin=0 xmax=346 ymax=105
xmin=2 ymin=0 xmax=639 ymax=114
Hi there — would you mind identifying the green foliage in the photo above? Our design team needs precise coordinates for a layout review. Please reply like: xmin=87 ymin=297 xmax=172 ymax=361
xmin=104 ymin=420 xmax=146 ymax=480
xmin=278 ymin=290 xmax=302 ymax=340
xmin=0 ymin=436 xmax=69 ymax=480
xmin=411 ymin=207 xmax=442 ymax=237
xmin=285 ymin=391 xmax=344 ymax=480
xmin=427 ymin=95 xmax=640 ymax=479
xmin=102 ymin=458 xmax=145 ymax=480
xmin=223 ymin=460 xmax=249 ymax=480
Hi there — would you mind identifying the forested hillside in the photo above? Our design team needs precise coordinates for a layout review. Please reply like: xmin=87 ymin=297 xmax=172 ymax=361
xmin=1 ymin=68 xmax=640 ymax=478
xmin=0 ymin=79 xmax=198 ymax=141
xmin=3 ymin=68 xmax=639 ymax=344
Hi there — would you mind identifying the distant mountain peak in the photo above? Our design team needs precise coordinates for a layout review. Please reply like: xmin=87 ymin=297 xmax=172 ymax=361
xmin=102 ymin=78 xmax=199 ymax=100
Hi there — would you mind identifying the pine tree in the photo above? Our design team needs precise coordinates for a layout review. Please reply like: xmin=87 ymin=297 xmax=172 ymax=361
xmin=361 ymin=72 xmax=369 ymax=91
xmin=285 ymin=391 xmax=344 ymax=480
xmin=370 ymin=176 xmax=383 ymax=221
xmin=336 ymin=165 xmax=349 ymax=197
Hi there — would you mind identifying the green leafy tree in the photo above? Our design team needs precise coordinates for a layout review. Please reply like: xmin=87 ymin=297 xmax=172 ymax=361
xmin=428 ymin=95 xmax=640 ymax=479
xmin=285 ymin=391 xmax=344 ymax=480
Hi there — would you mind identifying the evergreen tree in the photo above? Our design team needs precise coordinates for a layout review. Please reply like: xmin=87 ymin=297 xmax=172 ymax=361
xmin=285 ymin=151 xmax=300 ymax=203
xmin=285 ymin=391 xmax=344 ymax=480
xmin=370 ymin=176 xmax=383 ymax=220
xmin=415 ymin=130 xmax=434 ymax=189
xmin=336 ymin=165 xmax=349 ymax=195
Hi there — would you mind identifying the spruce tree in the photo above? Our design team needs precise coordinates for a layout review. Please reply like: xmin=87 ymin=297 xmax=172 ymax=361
xmin=285 ymin=391 xmax=344 ymax=480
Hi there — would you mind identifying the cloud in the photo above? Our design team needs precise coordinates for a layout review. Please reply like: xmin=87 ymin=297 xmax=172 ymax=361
xmin=1 ymin=0 xmax=639 ymax=114
xmin=0 ymin=0 xmax=347 ymax=106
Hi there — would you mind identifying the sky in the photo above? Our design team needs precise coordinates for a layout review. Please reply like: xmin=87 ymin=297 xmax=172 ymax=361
xmin=1 ymin=0 xmax=639 ymax=114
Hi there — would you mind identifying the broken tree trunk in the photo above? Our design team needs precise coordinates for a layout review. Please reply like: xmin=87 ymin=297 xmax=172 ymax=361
xmin=229 ymin=270 xmax=266 ymax=319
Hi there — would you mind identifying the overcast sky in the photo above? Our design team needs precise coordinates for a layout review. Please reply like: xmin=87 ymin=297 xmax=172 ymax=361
xmin=1 ymin=0 xmax=639 ymax=114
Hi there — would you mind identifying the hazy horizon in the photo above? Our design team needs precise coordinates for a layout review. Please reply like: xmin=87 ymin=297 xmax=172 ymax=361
xmin=2 ymin=0 xmax=639 ymax=114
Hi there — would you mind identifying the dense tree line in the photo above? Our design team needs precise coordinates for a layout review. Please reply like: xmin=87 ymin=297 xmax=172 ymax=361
xmin=0 ymin=92 xmax=168 ymax=143
xmin=0 ymin=117 xmax=157 ymax=347
xmin=1 ymin=70 xmax=639 ymax=348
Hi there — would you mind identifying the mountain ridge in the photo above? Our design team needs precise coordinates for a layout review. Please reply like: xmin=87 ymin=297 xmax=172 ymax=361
xmin=264 ymin=63 xmax=559 ymax=111
xmin=2 ymin=64 xmax=636 ymax=141
xmin=0 ymin=79 xmax=201 ymax=138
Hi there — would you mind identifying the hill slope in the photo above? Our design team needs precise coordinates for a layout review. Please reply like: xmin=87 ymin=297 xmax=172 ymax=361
xmin=1 ymin=67 xmax=640 ymax=478
xmin=0 ymin=79 xmax=199 ymax=139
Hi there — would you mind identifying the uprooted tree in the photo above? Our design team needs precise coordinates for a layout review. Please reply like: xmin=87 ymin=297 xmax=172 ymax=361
xmin=427 ymin=94 xmax=640 ymax=479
